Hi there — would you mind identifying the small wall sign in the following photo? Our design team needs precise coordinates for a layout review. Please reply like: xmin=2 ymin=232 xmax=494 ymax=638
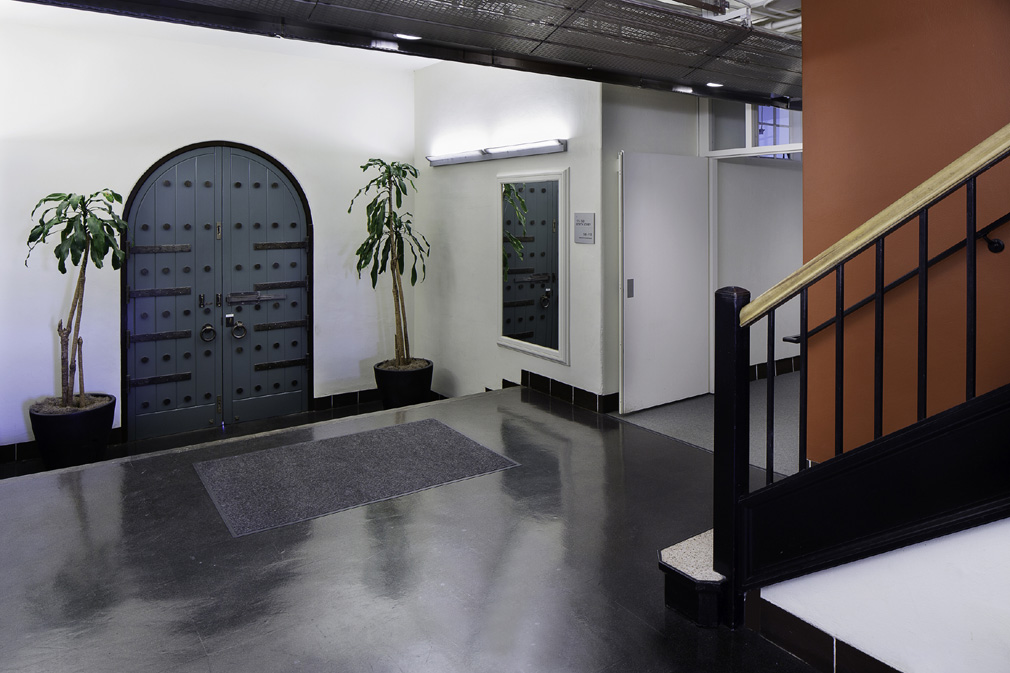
xmin=574 ymin=212 xmax=595 ymax=244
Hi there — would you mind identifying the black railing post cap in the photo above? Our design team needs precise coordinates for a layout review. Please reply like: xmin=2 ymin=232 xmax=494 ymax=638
xmin=716 ymin=286 xmax=751 ymax=299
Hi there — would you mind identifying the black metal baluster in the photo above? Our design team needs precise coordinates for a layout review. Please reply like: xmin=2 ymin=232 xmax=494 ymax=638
xmin=874 ymin=238 xmax=885 ymax=439
xmin=799 ymin=287 xmax=808 ymax=471
xmin=918 ymin=209 xmax=928 ymax=421
xmin=713 ymin=287 xmax=751 ymax=629
xmin=966 ymin=177 xmax=977 ymax=401
xmin=766 ymin=310 xmax=776 ymax=485
xmin=835 ymin=264 xmax=845 ymax=456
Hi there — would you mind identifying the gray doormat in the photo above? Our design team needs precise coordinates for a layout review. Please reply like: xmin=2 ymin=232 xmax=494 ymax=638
xmin=194 ymin=419 xmax=518 ymax=536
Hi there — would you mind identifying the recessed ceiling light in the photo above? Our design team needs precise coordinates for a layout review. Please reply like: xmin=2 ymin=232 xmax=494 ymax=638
xmin=706 ymin=82 xmax=724 ymax=88
xmin=673 ymin=85 xmax=694 ymax=94
xmin=395 ymin=33 xmax=422 ymax=40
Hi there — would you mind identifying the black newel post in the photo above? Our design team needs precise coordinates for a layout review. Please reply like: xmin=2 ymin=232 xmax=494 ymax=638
xmin=713 ymin=286 xmax=751 ymax=628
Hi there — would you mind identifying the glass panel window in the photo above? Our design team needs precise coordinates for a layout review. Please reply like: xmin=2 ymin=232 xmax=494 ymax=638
xmin=755 ymin=105 xmax=801 ymax=159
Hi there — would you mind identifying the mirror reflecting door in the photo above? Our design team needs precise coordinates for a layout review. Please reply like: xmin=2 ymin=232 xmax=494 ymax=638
xmin=502 ymin=180 xmax=559 ymax=350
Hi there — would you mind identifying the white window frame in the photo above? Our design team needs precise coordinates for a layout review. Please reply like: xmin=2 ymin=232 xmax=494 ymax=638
xmin=698 ymin=98 xmax=804 ymax=158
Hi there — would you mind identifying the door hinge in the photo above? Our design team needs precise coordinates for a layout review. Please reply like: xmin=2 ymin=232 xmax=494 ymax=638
xmin=216 ymin=395 xmax=223 ymax=415
xmin=216 ymin=222 xmax=222 ymax=240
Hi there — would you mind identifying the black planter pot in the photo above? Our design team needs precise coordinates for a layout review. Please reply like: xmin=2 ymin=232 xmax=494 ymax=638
xmin=28 ymin=394 xmax=116 ymax=470
xmin=373 ymin=359 xmax=434 ymax=409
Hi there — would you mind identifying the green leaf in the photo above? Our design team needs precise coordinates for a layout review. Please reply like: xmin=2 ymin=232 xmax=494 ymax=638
xmin=27 ymin=224 xmax=46 ymax=244
xmin=379 ymin=236 xmax=391 ymax=275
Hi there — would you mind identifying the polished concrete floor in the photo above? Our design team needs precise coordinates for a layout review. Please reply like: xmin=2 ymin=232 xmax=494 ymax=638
xmin=0 ymin=388 xmax=815 ymax=673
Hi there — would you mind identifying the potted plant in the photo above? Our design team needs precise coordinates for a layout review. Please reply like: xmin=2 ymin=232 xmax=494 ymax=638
xmin=25 ymin=189 xmax=128 ymax=469
xmin=349 ymin=159 xmax=432 ymax=408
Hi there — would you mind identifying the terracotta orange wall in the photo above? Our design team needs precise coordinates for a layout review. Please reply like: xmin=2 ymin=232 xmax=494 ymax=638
xmin=804 ymin=0 xmax=1010 ymax=461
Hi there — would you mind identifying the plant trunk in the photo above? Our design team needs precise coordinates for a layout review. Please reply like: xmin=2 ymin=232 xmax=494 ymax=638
xmin=387 ymin=190 xmax=407 ymax=367
xmin=397 ymin=269 xmax=411 ymax=362
xmin=58 ymin=320 xmax=70 ymax=407
xmin=66 ymin=244 xmax=89 ymax=406
xmin=76 ymin=337 xmax=85 ymax=407
xmin=58 ymin=246 xmax=89 ymax=406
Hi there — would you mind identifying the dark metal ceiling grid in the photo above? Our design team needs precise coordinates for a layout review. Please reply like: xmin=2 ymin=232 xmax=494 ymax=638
xmin=579 ymin=0 xmax=741 ymax=43
xmin=185 ymin=0 xmax=315 ymax=21
xmin=312 ymin=0 xmax=569 ymax=41
xmin=559 ymin=9 xmax=717 ymax=54
xmin=722 ymin=44 xmax=801 ymax=76
xmin=310 ymin=4 xmax=547 ymax=54
xmin=27 ymin=0 xmax=802 ymax=105
xmin=532 ymin=42 xmax=694 ymax=81
xmin=538 ymin=24 xmax=704 ymax=76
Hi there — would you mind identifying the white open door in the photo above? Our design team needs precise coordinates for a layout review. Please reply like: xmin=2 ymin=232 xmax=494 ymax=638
xmin=619 ymin=152 xmax=710 ymax=414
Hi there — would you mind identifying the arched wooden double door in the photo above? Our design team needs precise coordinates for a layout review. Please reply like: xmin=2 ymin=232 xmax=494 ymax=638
xmin=123 ymin=144 xmax=312 ymax=441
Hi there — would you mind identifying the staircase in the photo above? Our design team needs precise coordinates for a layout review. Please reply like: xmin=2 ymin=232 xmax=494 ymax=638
xmin=660 ymin=122 xmax=1010 ymax=632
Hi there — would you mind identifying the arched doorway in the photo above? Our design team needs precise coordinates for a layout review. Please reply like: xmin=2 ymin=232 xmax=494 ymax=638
xmin=122 ymin=143 xmax=312 ymax=441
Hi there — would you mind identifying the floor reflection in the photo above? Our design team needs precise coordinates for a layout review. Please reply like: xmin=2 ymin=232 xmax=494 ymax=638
xmin=0 ymin=388 xmax=816 ymax=673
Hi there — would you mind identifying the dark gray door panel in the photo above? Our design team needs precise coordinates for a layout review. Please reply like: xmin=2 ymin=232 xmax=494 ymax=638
xmin=126 ymin=146 xmax=309 ymax=440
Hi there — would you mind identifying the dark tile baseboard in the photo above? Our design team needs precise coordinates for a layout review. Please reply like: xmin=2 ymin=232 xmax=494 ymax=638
xmin=519 ymin=370 xmax=618 ymax=413
xmin=2 ymin=387 xmax=442 ymax=471
xmin=312 ymin=388 xmax=384 ymax=410
xmin=749 ymin=355 xmax=802 ymax=382
xmin=748 ymin=596 xmax=903 ymax=673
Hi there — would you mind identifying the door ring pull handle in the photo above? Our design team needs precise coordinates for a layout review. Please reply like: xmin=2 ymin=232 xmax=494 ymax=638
xmin=231 ymin=321 xmax=248 ymax=340
xmin=200 ymin=324 xmax=217 ymax=342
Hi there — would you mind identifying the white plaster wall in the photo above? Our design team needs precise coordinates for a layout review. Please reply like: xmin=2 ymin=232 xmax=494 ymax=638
xmin=412 ymin=62 xmax=603 ymax=396
xmin=763 ymin=517 xmax=1010 ymax=673
xmin=716 ymin=156 xmax=803 ymax=365
xmin=601 ymin=85 xmax=699 ymax=393
xmin=0 ymin=2 xmax=428 ymax=444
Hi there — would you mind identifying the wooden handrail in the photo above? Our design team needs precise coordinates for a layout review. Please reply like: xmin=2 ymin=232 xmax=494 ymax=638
xmin=739 ymin=121 xmax=1010 ymax=327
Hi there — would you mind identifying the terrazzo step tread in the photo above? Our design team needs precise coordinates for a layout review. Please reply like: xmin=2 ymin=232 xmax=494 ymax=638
xmin=658 ymin=529 xmax=725 ymax=628
xmin=659 ymin=529 xmax=725 ymax=582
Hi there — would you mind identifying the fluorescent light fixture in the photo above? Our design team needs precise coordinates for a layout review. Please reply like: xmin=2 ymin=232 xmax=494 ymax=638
xmin=706 ymin=82 xmax=724 ymax=88
xmin=673 ymin=85 xmax=694 ymax=94
xmin=426 ymin=150 xmax=485 ymax=166
xmin=426 ymin=139 xmax=567 ymax=167
xmin=370 ymin=39 xmax=399 ymax=51
xmin=395 ymin=33 xmax=422 ymax=40
xmin=485 ymin=139 xmax=563 ymax=154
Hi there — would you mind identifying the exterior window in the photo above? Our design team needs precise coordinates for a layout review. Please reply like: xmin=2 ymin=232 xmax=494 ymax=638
xmin=756 ymin=105 xmax=800 ymax=159
xmin=701 ymin=100 xmax=803 ymax=158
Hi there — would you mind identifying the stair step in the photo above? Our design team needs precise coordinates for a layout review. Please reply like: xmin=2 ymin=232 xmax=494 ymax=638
xmin=658 ymin=529 xmax=726 ymax=627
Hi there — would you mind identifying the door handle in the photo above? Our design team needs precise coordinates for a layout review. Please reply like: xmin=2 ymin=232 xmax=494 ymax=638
xmin=231 ymin=321 xmax=247 ymax=340
xmin=200 ymin=323 xmax=217 ymax=342
xmin=540 ymin=287 xmax=552 ymax=309
xmin=627 ymin=278 xmax=635 ymax=298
